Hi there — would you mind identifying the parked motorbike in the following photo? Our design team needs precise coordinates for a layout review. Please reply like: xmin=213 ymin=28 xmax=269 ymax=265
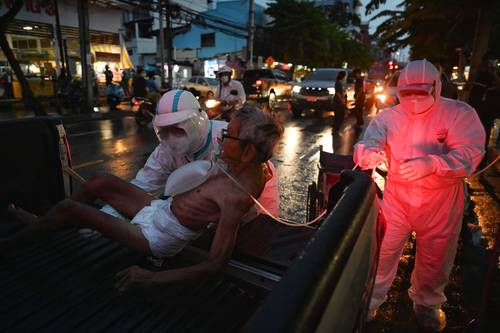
xmin=57 ymin=78 xmax=83 ymax=111
xmin=107 ymin=84 xmax=124 ymax=110
xmin=133 ymin=97 xmax=155 ymax=126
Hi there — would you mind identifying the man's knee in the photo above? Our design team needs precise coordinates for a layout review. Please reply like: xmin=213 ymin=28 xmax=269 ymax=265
xmin=46 ymin=199 xmax=77 ymax=222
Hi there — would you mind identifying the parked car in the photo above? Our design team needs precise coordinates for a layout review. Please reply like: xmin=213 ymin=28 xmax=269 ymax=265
xmin=182 ymin=76 xmax=219 ymax=98
xmin=241 ymin=68 xmax=292 ymax=109
xmin=375 ymin=71 xmax=400 ymax=110
xmin=290 ymin=68 xmax=355 ymax=117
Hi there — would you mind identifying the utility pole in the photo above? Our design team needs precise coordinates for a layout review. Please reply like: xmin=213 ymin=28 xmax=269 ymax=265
xmin=54 ymin=0 xmax=66 ymax=79
xmin=158 ymin=1 xmax=165 ymax=86
xmin=77 ymin=0 xmax=94 ymax=113
xmin=247 ymin=0 xmax=255 ymax=69
xmin=165 ymin=0 xmax=173 ymax=88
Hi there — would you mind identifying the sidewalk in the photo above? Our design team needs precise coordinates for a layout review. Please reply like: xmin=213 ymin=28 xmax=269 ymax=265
xmin=0 ymin=98 xmax=135 ymax=124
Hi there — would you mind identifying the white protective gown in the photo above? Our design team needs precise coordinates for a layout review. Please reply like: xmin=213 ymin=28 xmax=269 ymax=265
xmin=215 ymin=79 xmax=246 ymax=109
xmin=354 ymin=61 xmax=485 ymax=310
xmin=102 ymin=119 xmax=280 ymax=219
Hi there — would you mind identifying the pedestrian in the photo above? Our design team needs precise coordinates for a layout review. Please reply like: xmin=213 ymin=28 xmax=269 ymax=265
xmin=469 ymin=58 xmax=500 ymax=168
xmin=435 ymin=63 xmax=458 ymax=99
xmin=332 ymin=70 xmax=347 ymax=133
xmin=121 ymin=69 xmax=130 ymax=96
xmin=354 ymin=59 xmax=485 ymax=332
xmin=352 ymin=69 xmax=365 ymax=129
xmin=104 ymin=65 xmax=113 ymax=86
xmin=132 ymin=68 xmax=147 ymax=99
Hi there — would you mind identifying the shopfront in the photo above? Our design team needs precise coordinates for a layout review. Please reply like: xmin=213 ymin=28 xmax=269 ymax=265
xmin=0 ymin=0 xmax=131 ymax=100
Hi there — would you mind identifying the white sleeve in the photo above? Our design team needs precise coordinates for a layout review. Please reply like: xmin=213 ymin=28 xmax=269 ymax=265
xmin=130 ymin=145 xmax=173 ymax=193
xmin=429 ymin=104 xmax=486 ymax=178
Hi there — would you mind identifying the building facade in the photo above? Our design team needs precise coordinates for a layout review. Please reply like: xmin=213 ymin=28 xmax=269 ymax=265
xmin=0 ymin=0 xmax=127 ymax=98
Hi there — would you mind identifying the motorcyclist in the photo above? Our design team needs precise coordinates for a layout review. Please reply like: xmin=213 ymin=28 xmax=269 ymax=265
xmin=214 ymin=65 xmax=246 ymax=117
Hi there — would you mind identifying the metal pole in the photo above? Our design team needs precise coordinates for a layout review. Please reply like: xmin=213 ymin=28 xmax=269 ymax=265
xmin=54 ymin=0 xmax=66 ymax=79
xmin=77 ymin=0 xmax=94 ymax=113
xmin=247 ymin=0 xmax=255 ymax=69
xmin=158 ymin=1 xmax=165 ymax=86
xmin=166 ymin=0 xmax=173 ymax=88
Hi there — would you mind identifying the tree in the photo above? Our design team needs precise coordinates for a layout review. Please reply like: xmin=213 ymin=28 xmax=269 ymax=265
xmin=365 ymin=0 xmax=500 ymax=101
xmin=265 ymin=0 xmax=373 ymax=69
xmin=0 ymin=0 xmax=46 ymax=115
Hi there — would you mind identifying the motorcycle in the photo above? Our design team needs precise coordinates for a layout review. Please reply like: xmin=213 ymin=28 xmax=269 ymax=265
xmin=203 ymin=89 xmax=240 ymax=121
xmin=132 ymin=97 xmax=155 ymax=126
xmin=107 ymin=84 xmax=124 ymax=110
xmin=204 ymin=98 xmax=237 ymax=122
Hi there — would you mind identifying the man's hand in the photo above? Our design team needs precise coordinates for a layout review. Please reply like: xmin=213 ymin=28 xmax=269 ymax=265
xmin=115 ymin=265 xmax=155 ymax=292
xmin=399 ymin=156 xmax=436 ymax=181
xmin=354 ymin=146 xmax=386 ymax=170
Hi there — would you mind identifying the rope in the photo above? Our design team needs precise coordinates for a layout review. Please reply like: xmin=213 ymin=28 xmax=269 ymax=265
xmin=215 ymin=162 xmax=327 ymax=227
xmin=470 ymin=154 xmax=500 ymax=177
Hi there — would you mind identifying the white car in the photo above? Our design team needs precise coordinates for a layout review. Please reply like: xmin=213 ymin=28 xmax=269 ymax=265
xmin=182 ymin=76 xmax=219 ymax=98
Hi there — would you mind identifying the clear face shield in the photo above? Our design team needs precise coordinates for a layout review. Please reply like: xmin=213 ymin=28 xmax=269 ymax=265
xmin=155 ymin=111 xmax=209 ymax=157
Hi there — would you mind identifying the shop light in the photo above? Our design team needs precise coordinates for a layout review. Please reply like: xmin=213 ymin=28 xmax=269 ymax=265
xmin=23 ymin=26 xmax=33 ymax=30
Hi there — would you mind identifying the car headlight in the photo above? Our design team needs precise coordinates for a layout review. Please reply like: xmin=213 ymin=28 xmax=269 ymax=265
xmin=327 ymin=87 xmax=335 ymax=95
xmin=375 ymin=86 xmax=384 ymax=93
xmin=376 ymin=93 xmax=387 ymax=103
xmin=292 ymin=85 xmax=301 ymax=93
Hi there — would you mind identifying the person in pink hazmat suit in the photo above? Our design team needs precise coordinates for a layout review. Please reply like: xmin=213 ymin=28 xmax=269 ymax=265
xmin=354 ymin=59 xmax=485 ymax=332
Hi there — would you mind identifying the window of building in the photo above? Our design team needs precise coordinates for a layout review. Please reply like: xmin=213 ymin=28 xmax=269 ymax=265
xmin=201 ymin=33 xmax=215 ymax=47
xmin=12 ymin=38 xmax=38 ymax=49
xmin=40 ymin=39 xmax=52 ymax=48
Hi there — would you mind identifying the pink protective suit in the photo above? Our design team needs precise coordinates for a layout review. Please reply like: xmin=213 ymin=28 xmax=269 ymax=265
xmin=354 ymin=60 xmax=485 ymax=313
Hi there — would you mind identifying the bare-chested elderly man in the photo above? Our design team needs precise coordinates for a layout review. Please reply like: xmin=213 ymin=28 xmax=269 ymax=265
xmin=0 ymin=107 xmax=283 ymax=289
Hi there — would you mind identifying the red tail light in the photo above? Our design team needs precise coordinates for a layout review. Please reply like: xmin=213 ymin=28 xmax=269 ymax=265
xmin=256 ymin=80 xmax=262 ymax=85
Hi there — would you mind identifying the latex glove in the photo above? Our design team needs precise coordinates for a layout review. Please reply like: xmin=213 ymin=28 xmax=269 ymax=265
xmin=354 ymin=146 xmax=387 ymax=170
xmin=115 ymin=265 xmax=155 ymax=292
xmin=399 ymin=156 xmax=436 ymax=181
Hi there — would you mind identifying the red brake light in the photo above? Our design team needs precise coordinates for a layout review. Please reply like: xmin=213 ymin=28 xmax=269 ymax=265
xmin=256 ymin=80 xmax=262 ymax=85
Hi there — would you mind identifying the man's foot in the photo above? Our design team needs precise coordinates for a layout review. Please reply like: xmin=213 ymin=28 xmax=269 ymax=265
xmin=414 ymin=304 xmax=446 ymax=332
xmin=5 ymin=205 xmax=37 ymax=225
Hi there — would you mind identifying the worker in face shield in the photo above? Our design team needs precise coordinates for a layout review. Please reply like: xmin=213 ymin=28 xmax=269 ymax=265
xmin=353 ymin=59 xmax=485 ymax=332
xmin=77 ymin=89 xmax=279 ymax=220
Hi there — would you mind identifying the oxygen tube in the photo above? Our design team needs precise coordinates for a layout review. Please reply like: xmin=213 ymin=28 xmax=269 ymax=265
xmin=214 ymin=160 xmax=327 ymax=227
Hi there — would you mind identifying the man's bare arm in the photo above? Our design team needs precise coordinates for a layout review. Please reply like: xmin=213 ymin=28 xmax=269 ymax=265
xmin=115 ymin=198 xmax=245 ymax=290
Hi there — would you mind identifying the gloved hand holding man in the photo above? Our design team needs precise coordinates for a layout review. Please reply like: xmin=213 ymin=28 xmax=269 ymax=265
xmin=354 ymin=59 xmax=485 ymax=332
